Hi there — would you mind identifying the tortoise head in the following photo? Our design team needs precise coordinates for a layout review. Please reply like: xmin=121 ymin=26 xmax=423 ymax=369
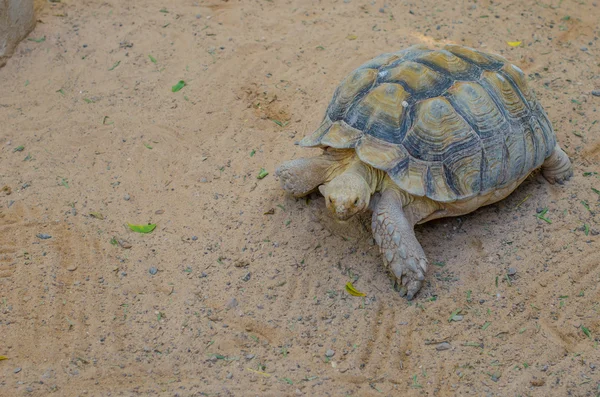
xmin=319 ymin=173 xmax=371 ymax=221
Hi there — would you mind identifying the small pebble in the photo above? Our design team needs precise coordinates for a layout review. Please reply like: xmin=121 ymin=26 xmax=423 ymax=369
xmin=14 ymin=368 xmax=21 ymax=374
xmin=590 ymin=363 xmax=596 ymax=370
xmin=191 ymin=236 xmax=198 ymax=241
xmin=580 ymin=46 xmax=588 ymax=51
xmin=242 ymin=272 xmax=251 ymax=282
xmin=507 ymin=267 xmax=517 ymax=276
xmin=325 ymin=349 xmax=335 ymax=357
xmin=453 ymin=315 xmax=464 ymax=321
xmin=246 ymin=354 xmax=255 ymax=360
xmin=436 ymin=342 xmax=451 ymax=351
xmin=83 ymin=44 xmax=88 ymax=48
xmin=149 ymin=267 xmax=158 ymax=275
xmin=226 ymin=297 xmax=238 ymax=309
xmin=124 ymin=194 xmax=130 ymax=201
xmin=226 ymin=372 xmax=233 ymax=379
xmin=592 ymin=90 xmax=600 ymax=97
xmin=36 ymin=234 xmax=52 ymax=239
xmin=200 ymin=272 xmax=208 ymax=278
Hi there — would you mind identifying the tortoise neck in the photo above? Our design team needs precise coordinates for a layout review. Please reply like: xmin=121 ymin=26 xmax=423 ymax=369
xmin=343 ymin=159 xmax=385 ymax=196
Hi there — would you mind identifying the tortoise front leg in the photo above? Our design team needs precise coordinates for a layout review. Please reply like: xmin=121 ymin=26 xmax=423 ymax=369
xmin=372 ymin=188 xmax=428 ymax=300
xmin=276 ymin=155 xmax=336 ymax=197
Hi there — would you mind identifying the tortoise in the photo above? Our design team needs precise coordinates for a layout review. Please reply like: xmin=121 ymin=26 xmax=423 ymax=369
xmin=275 ymin=44 xmax=573 ymax=299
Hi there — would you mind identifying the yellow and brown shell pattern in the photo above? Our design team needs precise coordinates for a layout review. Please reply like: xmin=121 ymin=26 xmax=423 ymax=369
xmin=300 ymin=44 xmax=556 ymax=202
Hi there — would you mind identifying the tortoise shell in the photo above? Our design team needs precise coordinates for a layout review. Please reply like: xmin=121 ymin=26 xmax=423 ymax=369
xmin=300 ymin=44 xmax=556 ymax=202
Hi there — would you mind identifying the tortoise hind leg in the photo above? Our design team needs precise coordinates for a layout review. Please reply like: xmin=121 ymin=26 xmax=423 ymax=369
xmin=276 ymin=155 xmax=336 ymax=197
xmin=541 ymin=144 xmax=573 ymax=185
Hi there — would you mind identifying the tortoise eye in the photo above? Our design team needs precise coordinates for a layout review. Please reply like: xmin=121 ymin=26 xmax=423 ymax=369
xmin=354 ymin=198 xmax=359 ymax=205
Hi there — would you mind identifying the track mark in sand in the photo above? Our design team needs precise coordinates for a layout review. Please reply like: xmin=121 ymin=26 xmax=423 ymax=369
xmin=358 ymin=302 xmax=401 ymax=376
xmin=0 ymin=203 xmax=104 ymax=281
xmin=0 ymin=205 xmax=34 ymax=279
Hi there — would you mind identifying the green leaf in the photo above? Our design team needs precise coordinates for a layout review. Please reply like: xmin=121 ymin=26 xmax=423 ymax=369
xmin=28 ymin=36 xmax=46 ymax=43
xmin=148 ymin=55 xmax=157 ymax=64
xmin=128 ymin=223 xmax=157 ymax=233
xmin=13 ymin=145 xmax=24 ymax=152
xmin=159 ymin=7 xmax=169 ymax=13
xmin=535 ymin=208 xmax=552 ymax=224
xmin=582 ymin=325 xmax=591 ymax=338
xmin=144 ymin=143 xmax=153 ymax=149
xmin=56 ymin=88 xmax=65 ymax=95
xmin=250 ymin=149 xmax=256 ymax=157
xmin=592 ymin=188 xmax=600 ymax=195
xmin=448 ymin=308 xmax=462 ymax=322
xmin=83 ymin=98 xmax=94 ymax=103
xmin=172 ymin=80 xmax=186 ymax=92
xmin=108 ymin=61 xmax=121 ymax=71
xmin=257 ymin=168 xmax=269 ymax=179
xmin=345 ymin=281 xmax=366 ymax=297
xmin=270 ymin=119 xmax=289 ymax=127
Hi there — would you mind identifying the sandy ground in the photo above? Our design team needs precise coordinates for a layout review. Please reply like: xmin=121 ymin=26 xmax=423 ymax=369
xmin=1 ymin=0 xmax=600 ymax=395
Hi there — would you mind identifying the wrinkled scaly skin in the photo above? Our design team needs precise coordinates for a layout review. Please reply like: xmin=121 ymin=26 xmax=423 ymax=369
xmin=276 ymin=147 xmax=573 ymax=299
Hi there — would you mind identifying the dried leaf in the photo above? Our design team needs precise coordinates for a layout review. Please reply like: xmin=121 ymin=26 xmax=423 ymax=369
xmin=0 ymin=356 xmax=8 ymax=361
xmin=345 ymin=281 xmax=366 ymax=297
xmin=346 ymin=34 xmax=358 ymax=40
xmin=507 ymin=41 xmax=522 ymax=47
xmin=89 ymin=212 xmax=104 ymax=220
xmin=128 ymin=223 xmax=157 ymax=233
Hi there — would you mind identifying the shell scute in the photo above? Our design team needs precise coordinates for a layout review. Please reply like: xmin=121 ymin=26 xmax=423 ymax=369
xmin=402 ymin=97 xmax=480 ymax=162
xmin=443 ymin=44 xmax=505 ymax=71
xmin=320 ymin=121 xmax=363 ymax=148
xmin=326 ymin=68 xmax=378 ymax=121
xmin=380 ymin=61 xmax=452 ymax=99
xmin=345 ymin=83 xmax=409 ymax=143
xmin=500 ymin=63 xmax=536 ymax=104
xmin=413 ymin=50 xmax=482 ymax=81
xmin=356 ymin=134 xmax=409 ymax=170
xmin=481 ymin=71 xmax=529 ymax=121
xmin=445 ymin=81 xmax=508 ymax=139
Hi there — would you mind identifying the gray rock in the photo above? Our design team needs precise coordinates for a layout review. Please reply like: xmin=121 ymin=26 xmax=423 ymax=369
xmin=592 ymin=90 xmax=600 ymax=97
xmin=325 ymin=349 xmax=335 ymax=357
xmin=149 ymin=267 xmax=158 ymax=275
xmin=226 ymin=298 xmax=238 ymax=309
xmin=436 ymin=342 xmax=451 ymax=351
